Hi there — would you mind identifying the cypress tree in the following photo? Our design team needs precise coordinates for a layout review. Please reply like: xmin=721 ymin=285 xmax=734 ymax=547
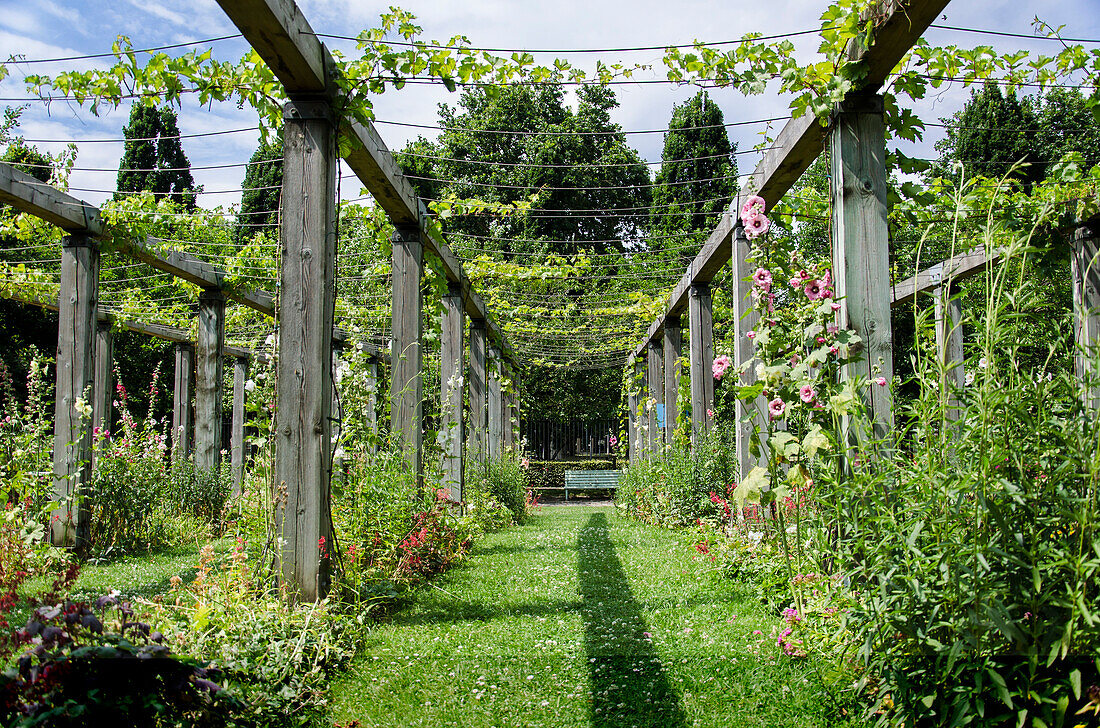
xmin=650 ymin=91 xmax=737 ymax=265
xmin=237 ymin=137 xmax=283 ymax=243
xmin=116 ymin=105 xmax=196 ymax=207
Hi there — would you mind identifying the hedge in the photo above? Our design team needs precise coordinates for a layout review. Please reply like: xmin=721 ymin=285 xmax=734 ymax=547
xmin=526 ymin=459 xmax=619 ymax=490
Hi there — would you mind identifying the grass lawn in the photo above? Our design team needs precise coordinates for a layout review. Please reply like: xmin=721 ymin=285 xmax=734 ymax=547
xmin=329 ymin=505 xmax=849 ymax=728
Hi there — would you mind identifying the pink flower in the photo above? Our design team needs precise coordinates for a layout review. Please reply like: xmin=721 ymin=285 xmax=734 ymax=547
xmin=789 ymin=354 xmax=801 ymax=366
xmin=816 ymin=336 xmax=825 ymax=344
xmin=821 ymin=270 xmax=832 ymax=288
xmin=829 ymin=345 xmax=839 ymax=355
xmin=799 ymin=385 xmax=816 ymax=403
xmin=706 ymin=408 xmax=714 ymax=418
xmin=744 ymin=213 xmax=770 ymax=239
xmin=803 ymin=280 xmax=825 ymax=300
xmin=746 ymin=331 xmax=756 ymax=340
xmin=789 ymin=277 xmax=802 ymax=289
xmin=712 ymin=354 xmax=732 ymax=380
xmin=752 ymin=267 xmax=773 ymax=290
xmin=768 ymin=398 xmax=786 ymax=419
xmin=874 ymin=376 xmax=888 ymax=387
xmin=609 ymin=434 xmax=618 ymax=447
xmin=826 ymin=324 xmax=839 ymax=334
xmin=831 ymin=302 xmax=841 ymax=312
xmin=740 ymin=195 xmax=765 ymax=220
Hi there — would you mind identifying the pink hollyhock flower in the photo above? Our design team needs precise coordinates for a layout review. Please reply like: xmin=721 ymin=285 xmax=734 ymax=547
xmin=831 ymin=302 xmax=841 ymax=312
xmin=816 ymin=336 xmax=825 ymax=344
xmin=752 ymin=267 xmax=772 ymax=289
xmin=789 ymin=277 xmax=802 ymax=289
xmin=706 ymin=408 xmax=714 ymax=418
xmin=767 ymin=292 xmax=775 ymax=313
xmin=829 ymin=345 xmax=839 ymax=355
xmin=789 ymin=353 xmax=801 ymax=365
xmin=874 ymin=376 xmax=888 ymax=387
xmin=744 ymin=213 xmax=770 ymax=239
xmin=800 ymin=269 xmax=812 ymax=280
xmin=803 ymin=280 xmax=825 ymax=300
xmin=712 ymin=354 xmax=732 ymax=380
xmin=799 ymin=384 xmax=816 ymax=403
xmin=740 ymin=195 xmax=766 ymax=220
xmin=768 ymin=398 xmax=786 ymax=419
xmin=821 ymin=270 xmax=832 ymax=287
xmin=826 ymin=323 xmax=839 ymax=334
xmin=746 ymin=330 xmax=756 ymax=340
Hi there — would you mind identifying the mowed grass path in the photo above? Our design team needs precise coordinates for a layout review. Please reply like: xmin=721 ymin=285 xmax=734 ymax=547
xmin=330 ymin=506 xmax=847 ymax=728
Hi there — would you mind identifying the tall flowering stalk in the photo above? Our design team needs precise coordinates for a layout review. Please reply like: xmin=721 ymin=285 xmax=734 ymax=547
xmin=729 ymin=198 xmax=870 ymax=595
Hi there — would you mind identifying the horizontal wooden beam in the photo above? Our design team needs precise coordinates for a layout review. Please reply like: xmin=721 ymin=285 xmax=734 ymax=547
xmin=891 ymin=245 xmax=996 ymax=306
xmin=0 ymin=162 xmax=105 ymax=236
xmin=630 ymin=0 xmax=950 ymax=366
xmin=130 ymin=238 xmax=276 ymax=316
xmin=214 ymin=0 xmax=519 ymax=367
xmin=214 ymin=0 xmax=328 ymax=93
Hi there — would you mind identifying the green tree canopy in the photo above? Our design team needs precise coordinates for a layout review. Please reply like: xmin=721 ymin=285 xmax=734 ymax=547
xmin=401 ymin=84 xmax=651 ymax=257
xmin=650 ymin=90 xmax=738 ymax=266
xmin=237 ymin=136 xmax=283 ymax=243
xmin=932 ymin=83 xmax=1040 ymax=185
xmin=115 ymin=105 xmax=196 ymax=207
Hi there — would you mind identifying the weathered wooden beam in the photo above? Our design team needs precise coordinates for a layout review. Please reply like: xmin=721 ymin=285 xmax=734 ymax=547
xmin=934 ymin=284 xmax=964 ymax=417
xmin=487 ymin=346 xmax=503 ymax=461
xmin=213 ymin=0 xmax=328 ymax=93
xmin=194 ymin=290 xmax=225 ymax=472
xmin=830 ymin=94 xmax=893 ymax=440
xmin=441 ymin=282 xmax=465 ymax=501
xmin=275 ymin=94 xmax=338 ymax=603
xmin=50 ymin=233 xmax=98 ymax=548
xmin=662 ymin=318 xmax=681 ymax=446
xmin=212 ymin=0 xmax=520 ymax=367
xmin=631 ymin=0 xmax=949 ymax=362
xmin=1074 ymin=218 xmax=1100 ymax=411
xmin=891 ymin=246 xmax=994 ymax=306
xmin=130 ymin=238 xmax=275 ymax=316
xmin=688 ymin=283 xmax=715 ymax=444
xmin=732 ymin=224 xmax=762 ymax=477
xmin=172 ymin=343 xmax=193 ymax=463
xmin=628 ymin=358 xmax=642 ymax=465
xmin=0 ymin=162 xmax=105 ymax=236
xmin=468 ymin=319 xmax=488 ymax=465
xmin=231 ymin=355 xmax=248 ymax=496
xmin=390 ymin=225 xmax=424 ymax=479
xmin=91 ymin=319 xmax=114 ymax=441
xmin=647 ymin=340 xmax=663 ymax=454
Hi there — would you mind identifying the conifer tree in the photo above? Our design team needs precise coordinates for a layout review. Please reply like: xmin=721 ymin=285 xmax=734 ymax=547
xmin=237 ymin=137 xmax=283 ymax=243
xmin=650 ymin=91 xmax=737 ymax=265
xmin=116 ymin=105 xmax=196 ymax=207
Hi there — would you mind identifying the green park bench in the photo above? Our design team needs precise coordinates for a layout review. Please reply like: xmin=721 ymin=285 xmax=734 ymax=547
xmin=563 ymin=469 xmax=621 ymax=501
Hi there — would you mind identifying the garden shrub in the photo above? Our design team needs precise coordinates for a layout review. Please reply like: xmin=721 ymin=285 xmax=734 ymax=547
xmin=466 ymin=453 xmax=529 ymax=525
xmin=0 ymin=592 xmax=239 ymax=727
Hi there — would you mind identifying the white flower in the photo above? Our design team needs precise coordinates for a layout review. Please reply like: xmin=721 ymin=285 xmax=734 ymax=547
xmin=964 ymin=371 xmax=974 ymax=386
xmin=244 ymin=379 xmax=257 ymax=392
xmin=978 ymin=357 xmax=988 ymax=370
xmin=74 ymin=398 xmax=92 ymax=418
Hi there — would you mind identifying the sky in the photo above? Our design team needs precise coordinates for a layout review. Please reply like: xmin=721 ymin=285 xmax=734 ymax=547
xmin=2 ymin=0 xmax=1100 ymax=211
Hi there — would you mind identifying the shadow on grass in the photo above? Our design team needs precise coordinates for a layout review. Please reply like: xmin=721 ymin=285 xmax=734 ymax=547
xmin=578 ymin=512 xmax=688 ymax=728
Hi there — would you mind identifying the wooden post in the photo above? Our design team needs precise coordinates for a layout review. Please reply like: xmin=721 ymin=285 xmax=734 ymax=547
xmin=468 ymin=320 xmax=488 ymax=465
xmin=275 ymin=94 xmax=338 ymax=603
xmin=171 ymin=343 xmax=193 ymax=464
xmin=230 ymin=355 xmax=248 ymax=496
xmin=647 ymin=340 xmax=663 ymax=454
xmin=194 ymin=289 xmax=225 ymax=473
xmin=365 ymin=356 xmax=379 ymax=449
xmin=441 ymin=282 xmax=465 ymax=501
xmin=390 ymin=225 xmax=423 ymax=480
xmin=934 ymin=283 xmax=964 ymax=417
xmin=628 ymin=358 xmax=644 ymax=464
xmin=50 ymin=233 xmax=98 ymax=548
xmin=330 ymin=335 xmax=346 ymax=487
xmin=1073 ymin=218 xmax=1100 ymax=411
xmin=663 ymin=317 xmax=681 ymax=447
xmin=91 ymin=318 xmax=114 ymax=442
xmin=688 ymin=282 xmax=715 ymax=445
xmin=502 ymin=364 xmax=515 ymax=453
xmin=732 ymin=223 xmax=762 ymax=477
xmin=487 ymin=346 xmax=502 ymax=461
xmin=830 ymin=93 xmax=894 ymax=442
